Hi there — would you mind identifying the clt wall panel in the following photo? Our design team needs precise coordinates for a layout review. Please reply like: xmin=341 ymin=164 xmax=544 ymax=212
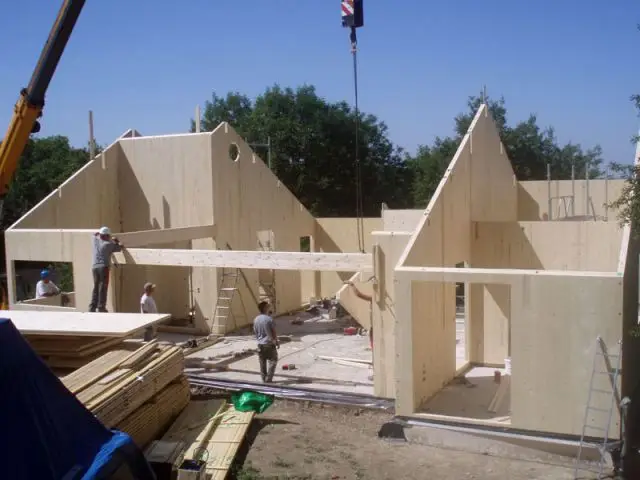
xmin=510 ymin=274 xmax=623 ymax=437
xmin=472 ymin=221 xmax=623 ymax=272
xmin=10 ymin=143 xmax=121 ymax=230
xmin=210 ymin=125 xmax=316 ymax=330
xmin=311 ymin=217 xmax=382 ymax=299
xmin=382 ymin=209 xmax=423 ymax=232
xmin=517 ymin=179 xmax=624 ymax=221
xmin=117 ymin=133 xmax=215 ymax=329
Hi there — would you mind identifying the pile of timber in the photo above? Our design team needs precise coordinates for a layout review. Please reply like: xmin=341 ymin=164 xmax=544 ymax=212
xmin=26 ymin=335 xmax=130 ymax=371
xmin=61 ymin=340 xmax=190 ymax=448
xmin=158 ymin=397 xmax=255 ymax=479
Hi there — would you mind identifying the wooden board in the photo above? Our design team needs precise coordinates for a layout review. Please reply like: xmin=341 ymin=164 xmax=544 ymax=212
xmin=0 ymin=310 xmax=170 ymax=336
xmin=113 ymin=248 xmax=372 ymax=272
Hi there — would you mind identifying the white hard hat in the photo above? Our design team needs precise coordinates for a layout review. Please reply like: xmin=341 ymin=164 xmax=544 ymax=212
xmin=99 ymin=226 xmax=111 ymax=235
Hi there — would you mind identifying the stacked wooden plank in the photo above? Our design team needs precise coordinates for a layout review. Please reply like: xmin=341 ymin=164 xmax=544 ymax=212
xmin=25 ymin=335 xmax=129 ymax=370
xmin=160 ymin=398 xmax=255 ymax=479
xmin=61 ymin=340 xmax=189 ymax=445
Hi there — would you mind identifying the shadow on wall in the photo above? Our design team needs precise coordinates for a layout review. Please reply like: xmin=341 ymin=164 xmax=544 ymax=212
xmin=314 ymin=222 xmax=357 ymax=288
xmin=115 ymin=156 xmax=192 ymax=316
xmin=516 ymin=184 xmax=541 ymax=220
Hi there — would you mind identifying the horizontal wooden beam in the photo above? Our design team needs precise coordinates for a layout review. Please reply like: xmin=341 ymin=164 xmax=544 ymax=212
xmin=113 ymin=248 xmax=372 ymax=272
xmin=396 ymin=266 xmax=619 ymax=285
xmin=117 ymin=224 xmax=216 ymax=247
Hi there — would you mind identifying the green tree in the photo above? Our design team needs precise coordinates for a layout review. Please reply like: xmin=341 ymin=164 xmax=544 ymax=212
xmin=194 ymin=85 xmax=413 ymax=216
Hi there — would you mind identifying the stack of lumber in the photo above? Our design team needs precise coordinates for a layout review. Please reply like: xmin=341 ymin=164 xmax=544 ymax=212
xmin=25 ymin=335 xmax=128 ymax=370
xmin=61 ymin=340 xmax=189 ymax=446
xmin=159 ymin=398 xmax=255 ymax=479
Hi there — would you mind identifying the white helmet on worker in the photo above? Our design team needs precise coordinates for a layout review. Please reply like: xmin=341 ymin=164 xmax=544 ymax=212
xmin=99 ymin=226 xmax=111 ymax=236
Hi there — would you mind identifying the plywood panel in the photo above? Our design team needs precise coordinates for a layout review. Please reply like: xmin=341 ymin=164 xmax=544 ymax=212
xmin=472 ymin=221 xmax=623 ymax=272
xmin=336 ymin=272 xmax=372 ymax=329
xmin=510 ymin=275 xmax=623 ymax=437
xmin=517 ymin=179 xmax=625 ymax=221
xmin=0 ymin=310 xmax=170 ymax=336
xmin=313 ymin=217 xmax=382 ymax=298
xmin=210 ymin=124 xmax=316 ymax=330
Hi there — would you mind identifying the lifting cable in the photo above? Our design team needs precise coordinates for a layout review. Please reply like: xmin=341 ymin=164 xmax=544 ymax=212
xmin=350 ymin=26 xmax=365 ymax=253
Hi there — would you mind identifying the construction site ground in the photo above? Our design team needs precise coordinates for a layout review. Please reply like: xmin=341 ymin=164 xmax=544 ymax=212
xmin=224 ymin=399 xmax=586 ymax=480
xmin=183 ymin=309 xmax=375 ymax=395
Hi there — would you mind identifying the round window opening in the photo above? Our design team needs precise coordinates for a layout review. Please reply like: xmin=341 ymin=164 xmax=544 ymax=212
xmin=228 ymin=143 xmax=240 ymax=162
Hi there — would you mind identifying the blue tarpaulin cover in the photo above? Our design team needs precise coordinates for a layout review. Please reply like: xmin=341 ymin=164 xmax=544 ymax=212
xmin=0 ymin=318 xmax=156 ymax=480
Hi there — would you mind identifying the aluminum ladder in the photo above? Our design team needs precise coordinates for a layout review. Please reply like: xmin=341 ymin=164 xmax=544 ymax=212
xmin=211 ymin=267 xmax=240 ymax=334
xmin=574 ymin=336 xmax=622 ymax=479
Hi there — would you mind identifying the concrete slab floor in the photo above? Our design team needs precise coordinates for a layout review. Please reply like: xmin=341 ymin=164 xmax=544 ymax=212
xmin=185 ymin=309 xmax=375 ymax=395
xmin=421 ymin=314 xmax=511 ymax=422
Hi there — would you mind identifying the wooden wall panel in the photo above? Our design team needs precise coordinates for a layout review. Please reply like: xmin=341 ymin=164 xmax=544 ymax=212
xmin=510 ymin=275 xmax=623 ymax=437
xmin=518 ymin=179 xmax=624 ymax=221
xmin=311 ymin=218 xmax=382 ymax=299
xmin=382 ymin=209 xmax=423 ymax=232
xmin=5 ymin=230 xmax=110 ymax=311
xmin=11 ymin=144 xmax=121 ymax=230
xmin=117 ymin=133 xmax=215 ymax=329
xmin=395 ymin=105 xmax=520 ymax=413
xmin=473 ymin=221 xmax=623 ymax=272
xmin=468 ymin=108 xmax=518 ymax=222
xmin=210 ymin=125 xmax=316 ymax=331
xmin=371 ymin=232 xmax=411 ymax=398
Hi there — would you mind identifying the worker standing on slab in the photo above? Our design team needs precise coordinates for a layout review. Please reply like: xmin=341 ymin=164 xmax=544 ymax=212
xmin=140 ymin=282 xmax=158 ymax=341
xmin=35 ymin=269 xmax=61 ymax=299
xmin=253 ymin=301 xmax=279 ymax=383
xmin=89 ymin=226 xmax=123 ymax=313
xmin=140 ymin=282 xmax=157 ymax=314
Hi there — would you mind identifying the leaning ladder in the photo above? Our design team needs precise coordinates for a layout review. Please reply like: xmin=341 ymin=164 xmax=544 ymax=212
xmin=211 ymin=268 xmax=240 ymax=334
xmin=574 ymin=336 xmax=622 ymax=479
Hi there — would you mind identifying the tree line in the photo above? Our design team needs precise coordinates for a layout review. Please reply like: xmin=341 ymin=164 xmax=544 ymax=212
xmin=2 ymin=83 xmax=630 ymax=231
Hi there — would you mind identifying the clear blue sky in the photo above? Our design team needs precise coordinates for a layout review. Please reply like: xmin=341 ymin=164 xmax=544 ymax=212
xmin=0 ymin=1 xmax=638 ymax=166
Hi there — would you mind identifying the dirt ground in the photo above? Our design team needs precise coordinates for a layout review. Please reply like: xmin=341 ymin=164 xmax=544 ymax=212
xmin=228 ymin=400 xmax=589 ymax=480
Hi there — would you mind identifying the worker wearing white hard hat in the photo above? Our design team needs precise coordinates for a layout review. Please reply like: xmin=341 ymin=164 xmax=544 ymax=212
xmin=89 ymin=226 xmax=123 ymax=312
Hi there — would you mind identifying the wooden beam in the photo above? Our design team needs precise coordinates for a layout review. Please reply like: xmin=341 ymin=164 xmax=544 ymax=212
xmin=117 ymin=224 xmax=216 ymax=247
xmin=396 ymin=266 xmax=620 ymax=285
xmin=113 ymin=248 xmax=372 ymax=272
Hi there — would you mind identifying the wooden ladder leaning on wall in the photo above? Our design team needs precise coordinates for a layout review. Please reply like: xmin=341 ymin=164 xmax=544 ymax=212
xmin=210 ymin=243 xmax=260 ymax=334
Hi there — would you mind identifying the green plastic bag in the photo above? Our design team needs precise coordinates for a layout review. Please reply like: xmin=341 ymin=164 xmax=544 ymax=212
xmin=230 ymin=390 xmax=274 ymax=414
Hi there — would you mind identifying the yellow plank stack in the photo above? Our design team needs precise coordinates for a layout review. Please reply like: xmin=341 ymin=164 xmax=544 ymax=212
xmin=61 ymin=340 xmax=189 ymax=447
xmin=161 ymin=398 xmax=255 ymax=479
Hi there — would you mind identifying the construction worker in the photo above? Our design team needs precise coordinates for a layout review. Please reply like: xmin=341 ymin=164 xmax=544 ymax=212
xmin=253 ymin=301 xmax=279 ymax=383
xmin=35 ymin=269 xmax=61 ymax=299
xmin=140 ymin=282 xmax=157 ymax=341
xmin=89 ymin=226 xmax=123 ymax=313
xmin=140 ymin=282 xmax=157 ymax=314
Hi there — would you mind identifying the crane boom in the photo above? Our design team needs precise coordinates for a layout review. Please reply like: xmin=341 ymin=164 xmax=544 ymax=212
xmin=0 ymin=0 xmax=86 ymax=205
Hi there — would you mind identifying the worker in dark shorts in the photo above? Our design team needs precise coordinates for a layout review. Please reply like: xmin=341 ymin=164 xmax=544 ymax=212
xmin=253 ymin=301 xmax=279 ymax=383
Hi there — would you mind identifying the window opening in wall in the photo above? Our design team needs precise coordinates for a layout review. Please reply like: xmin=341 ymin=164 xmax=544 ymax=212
xmin=300 ymin=236 xmax=311 ymax=253
xmin=12 ymin=261 xmax=74 ymax=306
xmin=228 ymin=143 xmax=240 ymax=162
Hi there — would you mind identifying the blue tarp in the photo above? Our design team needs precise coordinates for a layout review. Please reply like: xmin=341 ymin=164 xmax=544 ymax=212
xmin=0 ymin=318 xmax=156 ymax=480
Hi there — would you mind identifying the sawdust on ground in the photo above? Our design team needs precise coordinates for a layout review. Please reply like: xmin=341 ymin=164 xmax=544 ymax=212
xmin=230 ymin=400 xmax=581 ymax=480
